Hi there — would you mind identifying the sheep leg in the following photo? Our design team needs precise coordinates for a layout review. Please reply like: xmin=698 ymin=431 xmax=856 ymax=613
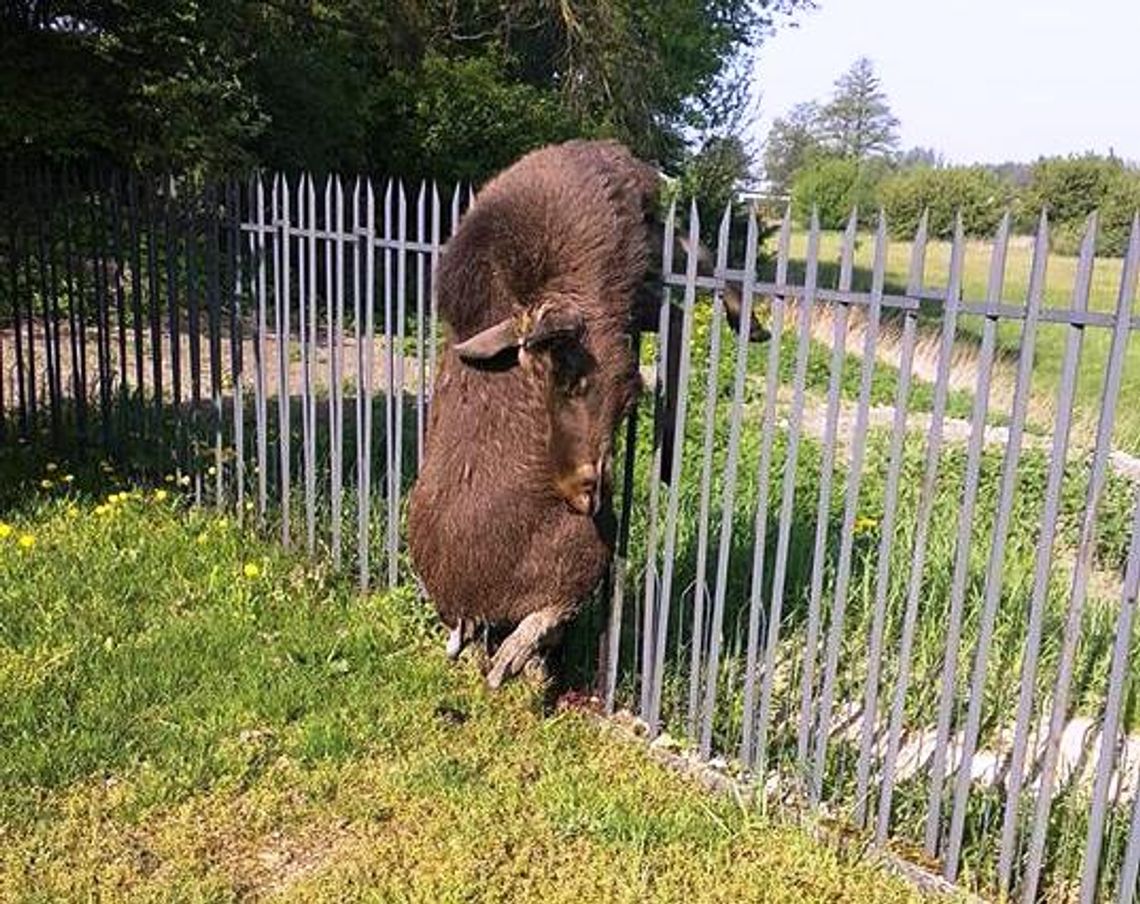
xmin=486 ymin=608 xmax=565 ymax=690
xmin=445 ymin=618 xmax=478 ymax=661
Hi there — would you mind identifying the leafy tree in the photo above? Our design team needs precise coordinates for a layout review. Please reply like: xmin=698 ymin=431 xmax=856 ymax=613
xmin=790 ymin=155 xmax=888 ymax=229
xmin=762 ymin=101 xmax=823 ymax=194
xmin=819 ymin=57 xmax=899 ymax=160
xmin=1 ymin=0 xmax=813 ymax=180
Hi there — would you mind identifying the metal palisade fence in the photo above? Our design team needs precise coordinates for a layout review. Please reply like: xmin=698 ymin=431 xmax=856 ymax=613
xmin=2 ymin=164 xmax=1140 ymax=902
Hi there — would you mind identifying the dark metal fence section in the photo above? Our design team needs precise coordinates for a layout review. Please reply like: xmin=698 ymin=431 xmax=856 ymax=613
xmin=3 ymin=166 xmax=1140 ymax=901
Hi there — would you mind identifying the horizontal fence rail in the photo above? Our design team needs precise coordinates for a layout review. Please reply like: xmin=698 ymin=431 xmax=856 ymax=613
xmin=3 ymin=163 xmax=1140 ymax=901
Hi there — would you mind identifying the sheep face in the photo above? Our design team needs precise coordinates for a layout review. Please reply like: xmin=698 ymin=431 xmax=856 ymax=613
xmin=454 ymin=297 xmax=634 ymax=516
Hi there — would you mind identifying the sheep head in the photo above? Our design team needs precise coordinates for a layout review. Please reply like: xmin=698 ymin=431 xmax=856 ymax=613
xmin=454 ymin=298 xmax=624 ymax=517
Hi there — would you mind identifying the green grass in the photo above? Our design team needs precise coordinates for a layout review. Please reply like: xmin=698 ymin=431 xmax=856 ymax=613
xmin=0 ymin=450 xmax=926 ymax=902
xmin=776 ymin=229 xmax=1140 ymax=453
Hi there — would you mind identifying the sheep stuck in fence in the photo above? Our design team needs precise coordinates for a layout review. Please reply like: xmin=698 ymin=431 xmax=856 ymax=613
xmin=407 ymin=139 xmax=765 ymax=688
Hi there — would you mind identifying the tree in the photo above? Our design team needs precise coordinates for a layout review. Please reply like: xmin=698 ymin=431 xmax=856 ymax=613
xmin=762 ymin=101 xmax=822 ymax=194
xmin=1 ymin=0 xmax=815 ymax=180
xmin=820 ymin=57 xmax=899 ymax=159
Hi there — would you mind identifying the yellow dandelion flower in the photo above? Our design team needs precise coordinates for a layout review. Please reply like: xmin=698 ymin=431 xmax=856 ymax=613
xmin=243 ymin=562 xmax=261 ymax=579
xmin=0 ymin=522 xmax=12 ymax=540
xmin=65 ymin=505 xmax=79 ymax=519
xmin=178 ymin=475 xmax=191 ymax=487
xmin=94 ymin=504 xmax=111 ymax=517
xmin=45 ymin=462 xmax=58 ymax=472
xmin=245 ymin=501 xmax=254 ymax=512
xmin=196 ymin=531 xmax=209 ymax=545
xmin=164 ymin=474 xmax=175 ymax=484
xmin=853 ymin=516 xmax=879 ymax=536
xmin=154 ymin=489 xmax=168 ymax=502
xmin=62 ymin=474 xmax=74 ymax=484
xmin=40 ymin=479 xmax=53 ymax=490
xmin=17 ymin=534 xmax=36 ymax=550
xmin=207 ymin=465 xmax=217 ymax=477
xmin=107 ymin=493 xmax=121 ymax=505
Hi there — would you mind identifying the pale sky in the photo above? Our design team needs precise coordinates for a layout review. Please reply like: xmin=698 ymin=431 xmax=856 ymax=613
xmin=751 ymin=0 xmax=1140 ymax=165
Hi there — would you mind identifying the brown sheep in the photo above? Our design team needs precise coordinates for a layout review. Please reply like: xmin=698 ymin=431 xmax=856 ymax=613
xmin=407 ymin=139 xmax=765 ymax=687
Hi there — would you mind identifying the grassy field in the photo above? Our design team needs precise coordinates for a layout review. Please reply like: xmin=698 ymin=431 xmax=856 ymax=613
xmin=0 ymin=448 xmax=928 ymax=902
xmin=777 ymin=228 xmax=1140 ymax=453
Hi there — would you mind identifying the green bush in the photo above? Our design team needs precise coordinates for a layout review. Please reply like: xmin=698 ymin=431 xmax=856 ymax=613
xmin=790 ymin=156 xmax=887 ymax=230
xmin=877 ymin=166 xmax=1009 ymax=240
xmin=1018 ymin=155 xmax=1140 ymax=256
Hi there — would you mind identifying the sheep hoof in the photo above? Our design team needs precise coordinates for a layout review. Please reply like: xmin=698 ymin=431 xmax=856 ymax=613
xmin=486 ymin=608 xmax=563 ymax=689
xmin=445 ymin=625 xmax=464 ymax=660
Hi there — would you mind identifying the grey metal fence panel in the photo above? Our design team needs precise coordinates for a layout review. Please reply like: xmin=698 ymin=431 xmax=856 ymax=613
xmin=1021 ymin=215 xmax=1140 ymax=904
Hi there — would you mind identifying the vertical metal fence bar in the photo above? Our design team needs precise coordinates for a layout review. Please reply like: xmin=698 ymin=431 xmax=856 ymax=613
xmin=944 ymin=213 xmax=1047 ymax=880
xmin=392 ymin=180 xmax=408 ymax=588
xmin=382 ymin=179 xmax=395 ymax=589
xmin=353 ymin=179 xmax=365 ymax=579
xmin=699 ymin=205 xmax=759 ymax=758
xmin=648 ymin=201 xmax=701 ymax=738
xmin=859 ymin=210 xmax=924 ymax=832
xmin=1021 ymin=214 xmax=1140 ymax=904
xmin=1081 ymin=491 xmax=1140 ymax=900
xmin=253 ymin=176 xmax=269 ymax=523
xmin=229 ymin=180 xmax=245 ymax=522
xmin=22 ymin=185 xmax=38 ymax=434
xmin=146 ymin=181 xmax=163 ymax=427
xmin=207 ymin=185 xmax=224 ymax=503
xmin=740 ymin=206 xmax=792 ymax=768
xmin=797 ymin=209 xmax=857 ymax=788
xmin=307 ymin=177 xmax=319 ymax=550
xmin=687 ymin=206 xmax=729 ymax=736
xmin=878 ymin=214 xmax=965 ymax=839
xmin=90 ymin=178 xmax=110 ymax=447
xmin=36 ymin=174 xmax=59 ymax=438
xmin=296 ymin=178 xmax=309 ymax=528
xmin=754 ymin=211 xmax=822 ymax=777
xmin=359 ymin=178 xmax=377 ymax=590
xmin=813 ymin=213 xmax=888 ymax=806
xmin=415 ymin=181 xmax=427 ymax=469
xmin=606 ymin=346 xmax=641 ymax=714
xmin=276 ymin=175 xmax=292 ymax=545
xmin=924 ymin=213 xmax=1010 ymax=856
xmin=330 ymin=177 xmax=344 ymax=568
xmin=8 ymin=192 xmax=28 ymax=436
xmin=1117 ymin=541 xmax=1140 ymax=904
xmin=639 ymin=198 xmax=676 ymax=720
xmin=107 ymin=175 xmax=126 ymax=425
xmin=428 ymin=184 xmax=442 ymax=398
xmin=187 ymin=187 xmax=202 ymax=497
xmin=165 ymin=181 xmax=182 ymax=415
xmin=296 ymin=176 xmax=310 ymax=540
xmin=62 ymin=170 xmax=85 ymax=446
xmin=126 ymin=174 xmax=144 ymax=412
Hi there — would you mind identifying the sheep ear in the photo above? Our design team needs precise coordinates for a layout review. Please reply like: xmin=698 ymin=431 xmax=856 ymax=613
xmin=454 ymin=317 xmax=521 ymax=362
xmin=523 ymin=300 xmax=585 ymax=350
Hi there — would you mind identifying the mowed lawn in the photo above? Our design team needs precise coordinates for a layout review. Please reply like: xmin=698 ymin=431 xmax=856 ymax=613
xmin=780 ymin=228 xmax=1140 ymax=452
xmin=0 ymin=450 xmax=926 ymax=902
